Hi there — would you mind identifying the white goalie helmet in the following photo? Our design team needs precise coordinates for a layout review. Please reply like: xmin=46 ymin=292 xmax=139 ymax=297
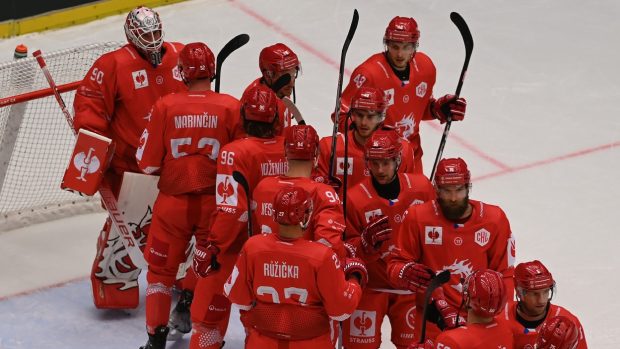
xmin=124 ymin=6 xmax=164 ymax=66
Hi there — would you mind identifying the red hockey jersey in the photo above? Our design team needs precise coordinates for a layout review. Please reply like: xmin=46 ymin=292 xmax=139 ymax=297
xmin=345 ymin=173 xmax=435 ymax=290
xmin=136 ymin=90 xmax=243 ymax=195
xmin=209 ymin=136 xmax=288 ymax=254
xmin=339 ymin=52 xmax=437 ymax=155
xmin=241 ymin=78 xmax=293 ymax=135
xmin=73 ymin=42 xmax=187 ymax=173
xmin=388 ymin=199 xmax=516 ymax=305
xmin=496 ymin=301 xmax=588 ymax=349
xmin=435 ymin=320 xmax=514 ymax=349
xmin=224 ymin=233 xmax=362 ymax=345
xmin=314 ymin=130 xmax=416 ymax=197
xmin=252 ymin=176 xmax=346 ymax=258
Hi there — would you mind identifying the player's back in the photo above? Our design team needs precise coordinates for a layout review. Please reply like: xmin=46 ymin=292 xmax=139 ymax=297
xmin=435 ymin=321 xmax=514 ymax=349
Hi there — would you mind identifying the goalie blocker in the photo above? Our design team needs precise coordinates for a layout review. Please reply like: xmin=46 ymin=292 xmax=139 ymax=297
xmin=62 ymin=129 xmax=114 ymax=195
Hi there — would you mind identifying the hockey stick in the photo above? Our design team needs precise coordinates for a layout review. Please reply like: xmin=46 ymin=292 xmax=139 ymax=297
xmin=269 ymin=73 xmax=306 ymax=125
xmin=33 ymin=50 xmax=147 ymax=268
xmin=328 ymin=9 xmax=359 ymax=183
xmin=232 ymin=170 xmax=253 ymax=238
xmin=419 ymin=270 xmax=451 ymax=344
xmin=430 ymin=12 xmax=474 ymax=181
xmin=214 ymin=33 xmax=250 ymax=93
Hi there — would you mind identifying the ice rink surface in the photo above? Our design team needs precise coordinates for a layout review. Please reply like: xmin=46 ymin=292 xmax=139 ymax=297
xmin=0 ymin=0 xmax=618 ymax=347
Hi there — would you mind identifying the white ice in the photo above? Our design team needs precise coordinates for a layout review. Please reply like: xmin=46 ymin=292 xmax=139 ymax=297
xmin=0 ymin=0 xmax=618 ymax=348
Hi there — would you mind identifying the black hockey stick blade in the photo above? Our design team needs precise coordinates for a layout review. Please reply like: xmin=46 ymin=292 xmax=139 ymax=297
xmin=329 ymin=9 xmax=359 ymax=181
xmin=232 ymin=170 xmax=253 ymax=237
xmin=450 ymin=12 xmax=473 ymax=98
xmin=419 ymin=270 xmax=451 ymax=343
xmin=270 ymin=73 xmax=292 ymax=94
xmin=214 ymin=33 xmax=250 ymax=93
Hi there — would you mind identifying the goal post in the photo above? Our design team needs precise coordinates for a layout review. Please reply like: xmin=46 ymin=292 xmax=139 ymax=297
xmin=0 ymin=42 xmax=123 ymax=231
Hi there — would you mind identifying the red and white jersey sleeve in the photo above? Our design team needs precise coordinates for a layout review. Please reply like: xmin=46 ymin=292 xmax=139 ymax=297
xmin=73 ymin=42 xmax=187 ymax=172
xmin=209 ymin=137 xmax=288 ymax=253
xmin=224 ymin=233 xmax=362 ymax=321
xmin=497 ymin=302 xmax=588 ymax=349
xmin=338 ymin=52 xmax=437 ymax=151
xmin=388 ymin=199 xmax=516 ymax=307
xmin=252 ymin=176 xmax=346 ymax=258
xmin=136 ymin=91 xmax=242 ymax=195
xmin=345 ymin=173 xmax=435 ymax=289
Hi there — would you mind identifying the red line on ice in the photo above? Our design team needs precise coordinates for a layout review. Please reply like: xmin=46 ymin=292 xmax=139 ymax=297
xmin=229 ymin=0 xmax=352 ymax=76
xmin=475 ymin=140 xmax=620 ymax=181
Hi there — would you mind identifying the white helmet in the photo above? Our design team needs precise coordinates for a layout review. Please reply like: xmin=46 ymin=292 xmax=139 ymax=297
xmin=124 ymin=6 xmax=164 ymax=66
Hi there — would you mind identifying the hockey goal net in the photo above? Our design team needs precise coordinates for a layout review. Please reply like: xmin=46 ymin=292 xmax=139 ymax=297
xmin=0 ymin=42 xmax=123 ymax=231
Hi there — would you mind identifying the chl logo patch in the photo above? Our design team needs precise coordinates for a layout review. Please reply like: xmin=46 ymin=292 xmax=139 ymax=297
xmin=415 ymin=82 xmax=427 ymax=98
xmin=475 ymin=228 xmax=491 ymax=247
xmin=215 ymin=174 xmax=238 ymax=206
xmin=172 ymin=65 xmax=183 ymax=81
xmin=132 ymin=69 xmax=149 ymax=89
xmin=425 ymin=226 xmax=442 ymax=245
xmin=350 ymin=310 xmax=376 ymax=337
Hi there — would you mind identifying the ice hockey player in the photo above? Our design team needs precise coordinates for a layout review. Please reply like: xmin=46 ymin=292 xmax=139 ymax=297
xmin=432 ymin=269 xmax=513 ymax=349
xmin=535 ymin=315 xmax=581 ymax=349
xmin=135 ymin=42 xmax=243 ymax=348
xmin=496 ymin=260 xmax=588 ymax=348
xmin=252 ymin=124 xmax=347 ymax=258
xmin=342 ymin=129 xmax=435 ymax=349
xmin=316 ymin=86 xmax=417 ymax=196
xmin=336 ymin=16 xmax=467 ymax=172
xmin=72 ymin=6 xmax=186 ymax=309
xmin=224 ymin=186 xmax=368 ymax=348
xmin=242 ymin=42 xmax=302 ymax=134
xmin=387 ymin=157 xmax=516 ymax=342
xmin=189 ymin=84 xmax=289 ymax=349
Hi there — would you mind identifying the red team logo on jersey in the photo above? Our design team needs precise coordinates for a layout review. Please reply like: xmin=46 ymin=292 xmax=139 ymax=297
xmin=216 ymin=174 xmax=237 ymax=206
xmin=364 ymin=209 xmax=383 ymax=223
xmin=475 ymin=228 xmax=490 ymax=247
xmin=425 ymin=226 xmax=443 ymax=245
xmin=132 ymin=69 xmax=149 ymax=89
xmin=73 ymin=149 xmax=101 ymax=181
xmin=336 ymin=157 xmax=353 ymax=175
xmin=351 ymin=310 xmax=376 ymax=337
xmin=405 ymin=305 xmax=416 ymax=330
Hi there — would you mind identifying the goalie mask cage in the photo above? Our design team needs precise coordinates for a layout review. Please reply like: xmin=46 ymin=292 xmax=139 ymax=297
xmin=0 ymin=42 xmax=123 ymax=231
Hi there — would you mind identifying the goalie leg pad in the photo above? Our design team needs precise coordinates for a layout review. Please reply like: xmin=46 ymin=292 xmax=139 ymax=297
xmin=90 ymin=218 xmax=140 ymax=309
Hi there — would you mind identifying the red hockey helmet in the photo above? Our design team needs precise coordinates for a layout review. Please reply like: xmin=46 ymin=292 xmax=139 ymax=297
xmin=259 ymin=43 xmax=300 ymax=76
xmin=434 ymin=158 xmax=471 ymax=186
xmin=384 ymin=16 xmax=420 ymax=44
xmin=284 ymin=125 xmax=319 ymax=160
xmin=365 ymin=129 xmax=403 ymax=161
xmin=273 ymin=186 xmax=313 ymax=228
xmin=178 ymin=42 xmax=216 ymax=82
xmin=350 ymin=86 xmax=388 ymax=115
xmin=535 ymin=316 xmax=579 ymax=349
xmin=124 ymin=6 xmax=164 ymax=66
xmin=514 ymin=260 xmax=555 ymax=291
xmin=463 ymin=269 xmax=507 ymax=318
xmin=241 ymin=84 xmax=279 ymax=123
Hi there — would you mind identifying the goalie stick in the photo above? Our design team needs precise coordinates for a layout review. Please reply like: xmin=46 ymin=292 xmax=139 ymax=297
xmin=430 ymin=12 xmax=474 ymax=181
xmin=419 ymin=269 xmax=451 ymax=344
xmin=328 ymin=9 xmax=359 ymax=185
xmin=33 ymin=49 xmax=147 ymax=268
xmin=214 ymin=33 xmax=250 ymax=93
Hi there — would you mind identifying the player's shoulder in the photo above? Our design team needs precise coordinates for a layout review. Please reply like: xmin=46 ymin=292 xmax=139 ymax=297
xmin=412 ymin=51 xmax=435 ymax=67
xmin=471 ymin=200 xmax=508 ymax=221
xmin=401 ymin=172 xmax=432 ymax=187
xmin=166 ymin=41 xmax=185 ymax=53
xmin=548 ymin=303 xmax=582 ymax=324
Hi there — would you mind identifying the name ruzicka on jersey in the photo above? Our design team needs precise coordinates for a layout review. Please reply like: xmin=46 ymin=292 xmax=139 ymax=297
xmin=260 ymin=160 xmax=288 ymax=176
xmin=174 ymin=113 xmax=218 ymax=129
xmin=263 ymin=261 xmax=299 ymax=279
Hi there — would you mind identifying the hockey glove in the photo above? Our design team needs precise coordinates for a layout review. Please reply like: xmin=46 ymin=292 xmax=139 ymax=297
xmin=398 ymin=261 xmax=434 ymax=291
xmin=408 ymin=339 xmax=435 ymax=349
xmin=360 ymin=215 xmax=392 ymax=254
xmin=431 ymin=94 xmax=466 ymax=123
xmin=343 ymin=257 xmax=369 ymax=288
xmin=343 ymin=242 xmax=358 ymax=258
xmin=192 ymin=242 xmax=220 ymax=278
xmin=428 ymin=287 xmax=465 ymax=330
